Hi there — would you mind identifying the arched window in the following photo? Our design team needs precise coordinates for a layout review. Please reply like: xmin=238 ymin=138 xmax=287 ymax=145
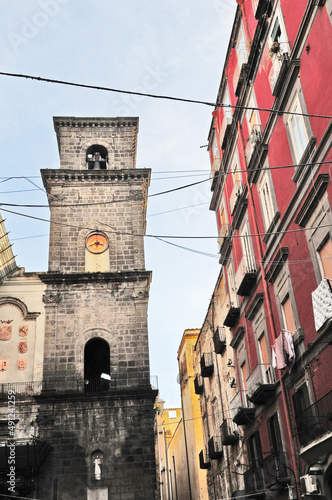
xmin=86 ymin=145 xmax=108 ymax=170
xmin=84 ymin=338 xmax=110 ymax=392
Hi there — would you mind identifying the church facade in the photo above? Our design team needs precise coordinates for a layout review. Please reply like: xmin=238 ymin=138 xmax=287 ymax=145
xmin=0 ymin=117 xmax=157 ymax=500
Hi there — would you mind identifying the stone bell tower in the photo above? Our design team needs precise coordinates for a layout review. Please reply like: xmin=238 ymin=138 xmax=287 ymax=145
xmin=37 ymin=117 xmax=157 ymax=500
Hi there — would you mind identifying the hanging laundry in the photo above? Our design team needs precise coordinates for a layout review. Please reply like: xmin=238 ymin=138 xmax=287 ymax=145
xmin=284 ymin=331 xmax=295 ymax=371
xmin=312 ymin=278 xmax=332 ymax=331
xmin=272 ymin=331 xmax=295 ymax=370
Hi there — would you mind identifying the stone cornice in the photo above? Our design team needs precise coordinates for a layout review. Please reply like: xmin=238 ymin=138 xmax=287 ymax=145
xmin=53 ymin=116 xmax=139 ymax=130
xmin=41 ymin=168 xmax=150 ymax=187
xmin=39 ymin=270 xmax=152 ymax=286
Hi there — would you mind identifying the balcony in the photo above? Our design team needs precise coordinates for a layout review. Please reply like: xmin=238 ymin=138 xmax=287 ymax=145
xmin=220 ymin=418 xmax=239 ymax=445
xmin=221 ymin=122 xmax=233 ymax=150
xmin=230 ymin=390 xmax=255 ymax=425
xmin=244 ymin=451 xmax=291 ymax=494
xmin=245 ymin=124 xmax=262 ymax=164
xmin=0 ymin=375 xmax=158 ymax=398
xmin=200 ymin=352 xmax=214 ymax=378
xmin=297 ymin=389 xmax=332 ymax=461
xmin=213 ymin=326 xmax=226 ymax=355
xmin=194 ymin=374 xmax=204 ymax=395
xmin=199 ymin=448 xmax=211 ymax=469
xmin=235 ymin=63 xmax=248 ymax=97
xmin=230 ymin=180 xmax=243 ymax=216
xmin=223 ymin=296 xmax=240 ymax=328
xmin=208 ymin=436 xmax=223 ymax=459
xmin=0 ymin=437 xmax=52 ymax=471
xmin=235 ymin=256 xmax=257 ymax=297
xmin=268 ymin=43 xmax=290 ymax=96
xmin=247 ymin=364 xmax=277 ymax=406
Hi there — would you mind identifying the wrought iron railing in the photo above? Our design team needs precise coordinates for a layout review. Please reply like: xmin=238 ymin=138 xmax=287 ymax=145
xmin=244 ymin=451 xmax=289 ymax=493
xmin=246 ymin=363 xmax=275 ymax=400
xmin=296 ymin=389 xmax=332 ymax=447
xmin=0 ymin=375 xmax=158 ymax=398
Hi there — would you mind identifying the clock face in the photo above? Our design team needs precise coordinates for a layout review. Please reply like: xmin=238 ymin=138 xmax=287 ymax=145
xmin=86 ymin=233 xmax=109 ymax=254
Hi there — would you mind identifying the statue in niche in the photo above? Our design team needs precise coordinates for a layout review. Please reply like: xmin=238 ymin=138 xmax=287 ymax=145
xmin=92 ymin=451 xmax=103 ymax=480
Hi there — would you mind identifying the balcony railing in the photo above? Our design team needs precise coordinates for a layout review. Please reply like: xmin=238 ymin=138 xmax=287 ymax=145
xmin=194 ymin=374 xmax=204 ymax=395
xmin=199 ymin=448 xmax=211 ymax=469
xmin=0 ymin=375 xmax=158 ymax=398
xmin=213 ymin=326 xmax=226 ymax=355
xmin=268 ymin=42 xmax=290 ymax=95
xmin=247 ymin=364 xmax=276 ymax=406
xmin=220 ymin=418 xmax=239 ymax=445
xmin=244 ymin=451 xmax=290 ymax=493
xmin=245 ymin=124 xmax=262 ymax=163
xmin=296 ymin=389 xmax=332 ymax=447
xmin=223 ymin=295 xmax=240 ymax=328
xmin=208 ymin=436 xmax=223 ymax=459
xmin=0 ymin=437 xmax=52 ymax=470
xmin=200 ymin=353 xmax=214 ymax=378
xmin=230 ymin=390 xmax=255 ymax=425
xmin=235 ymin=255 xmax=257 ymax=297
xmin=230 ymin=180 xmax=243 ymax=215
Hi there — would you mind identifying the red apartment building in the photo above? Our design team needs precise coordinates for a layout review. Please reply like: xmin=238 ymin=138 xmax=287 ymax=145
xmin=200 ymin=0 xmax=332 ymax=498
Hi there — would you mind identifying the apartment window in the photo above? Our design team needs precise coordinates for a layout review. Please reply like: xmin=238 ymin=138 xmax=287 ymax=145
xmin=217 ymin=203 xmax=228 ymax=242
xmin=288 ymin=98 xmax=309 ymax=163
xmin=281 ymin=295 xmax=296 ymax=333
xmin=240 ymin=222 xmax=255 ymax=272
xmin=219 ymin=274 xmax=227 ymax=307
xmin=258 ymin=333 xmax=273 ymax=383
xmin=240 ymin=361 xmax=248 ymax=392
xmin=236 ymin=25 xmax=249 ymax=66
xmin=318 ymin=236 xmax=332 ymax=279
xmin=259 ymin=172 xmax=277 ymax=231
xmin=248 ymin=431 xmax=263 ymax=467
xmin=267 ymin=413 xmax=283 ymax=453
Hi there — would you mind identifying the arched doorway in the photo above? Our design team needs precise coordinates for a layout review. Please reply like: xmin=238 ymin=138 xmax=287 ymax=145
xmin=84 ymin=338 xmax=110 ymax=392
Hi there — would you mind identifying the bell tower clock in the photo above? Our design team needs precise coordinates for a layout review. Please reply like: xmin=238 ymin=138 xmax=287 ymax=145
xmin=37 ymin=117 xmax=157 ymax=500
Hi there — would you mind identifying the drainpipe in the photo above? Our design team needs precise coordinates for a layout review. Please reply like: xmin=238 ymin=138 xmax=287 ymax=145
xmin=172 ymin=455 xmax=179 ymax=500
xmin=180 ymin=390 xmax=193 ymax=500
xmin=211 ymin=298 xmax=234 ymax=497
xmin=164 ymin=428 xmax=171 ymax=500
xmin=237 ymin=121 xmax=300 ymax=495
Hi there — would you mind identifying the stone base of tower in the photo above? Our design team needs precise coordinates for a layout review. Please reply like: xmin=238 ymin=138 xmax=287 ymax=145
xmin=34 ymin=387 xmax=158 ymax=500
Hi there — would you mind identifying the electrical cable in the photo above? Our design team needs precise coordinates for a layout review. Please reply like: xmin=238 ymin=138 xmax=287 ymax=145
xmin=2 ymin=205 xmax=332 ymax=241
xmin=0 ymin=159 xmax=329 ymax=204
xmin=0 ymin=71 xmax=331 ymax=119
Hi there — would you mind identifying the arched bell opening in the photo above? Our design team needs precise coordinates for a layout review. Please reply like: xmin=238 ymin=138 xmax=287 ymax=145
xmin=84 ymin=338 xmax=110 ymax=392
xmin=86 ymin=145 xmax=108 ymax=170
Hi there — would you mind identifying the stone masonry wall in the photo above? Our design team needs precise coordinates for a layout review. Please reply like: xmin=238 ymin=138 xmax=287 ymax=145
xmin=40 ymin=273 xmax=151 ymax=385
xmin=53 ymin=117 xmax=139 ymax=170
xmin=41 ymin=170 xmax=150 ymax=274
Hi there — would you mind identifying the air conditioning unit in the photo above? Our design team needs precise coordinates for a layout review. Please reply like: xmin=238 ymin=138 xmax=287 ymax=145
xmin=300 ymin=475 xmax=321 ymax=496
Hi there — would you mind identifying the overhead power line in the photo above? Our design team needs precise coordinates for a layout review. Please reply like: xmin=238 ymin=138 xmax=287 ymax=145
xmin=0 ymin=160 xmax=329 ymax=206
xmin=0 ymin=71 xmax=331 ymax=119
xmin=2 ymin=206 xmax=332 ymax=242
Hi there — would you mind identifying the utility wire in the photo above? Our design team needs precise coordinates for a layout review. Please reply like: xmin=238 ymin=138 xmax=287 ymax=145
xmin=0 ymin=160 xmax=330 ymax=206
xmin=2 ymin=206 xmax=332 ymax=242
xmin=0 ymin=71 xmax=331 ymax=119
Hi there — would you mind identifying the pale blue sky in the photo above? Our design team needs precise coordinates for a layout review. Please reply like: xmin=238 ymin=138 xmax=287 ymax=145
xmin=0 ymin=0 xmax=236 ymax=407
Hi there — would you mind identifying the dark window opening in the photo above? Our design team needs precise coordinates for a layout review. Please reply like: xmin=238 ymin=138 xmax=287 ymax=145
xmin=84 ymin=338 xmax=110 ymax=392
xmin=86 ymin=145 xmax=108 ymax=170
